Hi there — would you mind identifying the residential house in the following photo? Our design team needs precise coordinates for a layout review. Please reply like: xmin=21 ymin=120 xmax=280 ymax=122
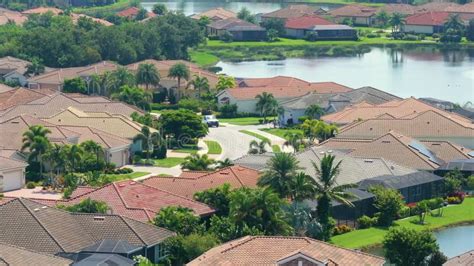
xmin=329 ymin=4 xmax=378 ymax=26
xmin=142 ymin=165 xmax=260 ymax=198
xmin=284 ymin=15 xmax=357 ymax=40
xmin=188 ymin=236 xmax=385 ymax=265
xmin=435 ymin=159 xmax=474 ymax=176
xmin=261 ymin=5 xmax=322 ymax=22
xmin=217 ymin=80 xmax=352 ymax=113
xmin=70 ymin=13 xmax=114 ymax=26
xmin=334 ymin=109 xmax=474 ymax=149
xmin=0 ymin=8 xmax=27 ymax=26
xmin=0 ymin=56 xmax=54 ymax=86
xmin=22 ymin=7 xmax=63 ymax=15
xmin=0 ymin=156 xmax=27 ymax=192
xmin=28 ymin=61 xmax=118 ymax=90
xmin=444 ymin=250 xmax=474 ymax=266
xmin=37 ymin=180 xmax=215 ymax=221
xmin=320 ymin=131 xmax=473 ymax=170
xmin=238 ymin=75 xmax=318 ymax=88
xmin=0 ymin=198 xmax=175 ymax=263
xmin=279 ymin=86 xmax=401 ymax=125
xmin=377 ymin=4 xmax=419 ymax=16
xmin=0 ymin=243 xmax=73 ymax=266
xmin=191 ymin=7 xmax=236 ymax=21
xmin=415 ymin=2 xmax=461 ymax=13
xmin=207 ymin=18 xmax=267 ymax=41
xmin=404 ymin=11 xmax=459 ymax=34
xmin=0 ymin=87 xmax=57 ymax=111
xmin=116 ymin=7 xmax=156 ymax=20
xmin=445 ymin=2 xmax=474 ymax=15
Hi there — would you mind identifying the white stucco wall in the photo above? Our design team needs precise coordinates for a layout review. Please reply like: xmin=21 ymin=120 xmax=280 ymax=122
xmin=404 ymin=25 xmax=434 ymax=34
xmin=0 ymin=168 xmax=25 ymax=192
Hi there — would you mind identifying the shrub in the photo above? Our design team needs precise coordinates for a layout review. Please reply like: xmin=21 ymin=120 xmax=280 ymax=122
xmin=153 ymin=144 xmax=167 ymax=159
xmin=63 ymin=186 xmax=75 ymax=199
xmin=220 ymin=31 xmax=233 ymax=43
xmin=467 ymin=175 xmax=474 ymax=190
xmin=447 ymin=196 xmax=463 ymax=204
xmin=26 ymin=182 xmax=36 ymax=189
xmin=432 ymin=33 xmax=440 ymax=39
xmin=399 ymin=205 xmax=411 ymax=218
xmin=297 ymin=116 xmax=310 ymax=123
xmin=357 ymin=215 xmax=378 ymax=229
xmin=418 ymin=34 xmax=426 ymax=40
xmin=219 ymin=104 xmax=238 ymax=118
xmin=392 ymin=32 xmax=405 ymax=40
xmin=305 ymin=31 xmax=318 ymax=41
xmin=366 ymin=33 xmax=380 ymax=38
xmin=333 ymin=224 xmax=353 ymax=235
xmin=133 ymin=155 xmax=142 ymax=164
xmin=402 ymin=34 xmax=418 ymax=41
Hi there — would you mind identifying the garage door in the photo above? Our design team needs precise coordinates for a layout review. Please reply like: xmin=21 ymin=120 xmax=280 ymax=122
xmin=1 ymin=170 xmax=23 ymax=192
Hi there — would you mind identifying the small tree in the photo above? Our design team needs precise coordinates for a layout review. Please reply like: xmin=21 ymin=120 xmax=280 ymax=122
xmin=216 ymin=75 xmax=236 ymax=91
xmin=370 ymin=186 xmax=404 ymax=226
xmin=389 ymin=12 xmax=405 ymax=33
xmin=63 ymin=77 xmax=87 ymax=94
xmin=467 ymin=19 xmax=474 ymax=42
xmin=154 ymin=206 xmax=201 ymax=235
xmin=261 ymin=18 xmax=285 ymax=36
xmin=62 ymin=198 xmax=109 ymax=213
xmin=181 ymin=154 xmax=215 ymax=171
xmin=266 ymin=29 xmax=279 ymax=42
xmin=237 ymin=7 xmax=256 ymax=24
xmin=194 ymin=183 xmax=232 ymax=216
xmin=248 ymin=139 xmax=270 ymax=154
xmin=284 ymin=132 xmax=305 ymax=153
xmin=413 ymin=200 xmax=430 ymax=224
xmin=383 ymin=228 xmax=440 ymax=266
xmin=376 ymin=10 xmax=389 ymax=28
xmin=152 ymin=3 xmax=167 ymax=15
xmin=258 ymin=152 xmax=301 ymax=199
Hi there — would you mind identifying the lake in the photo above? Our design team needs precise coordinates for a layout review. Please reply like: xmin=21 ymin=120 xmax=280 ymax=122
xmin=216 ymin=47 xmax=474 ymax=104
xmin=435 ymin=224 xmax=474 ymax=258
xmin=141 ymin=0 xmax=339 ymax=16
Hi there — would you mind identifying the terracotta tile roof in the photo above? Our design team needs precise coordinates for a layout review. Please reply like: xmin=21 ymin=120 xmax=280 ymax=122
xmin=337 ymin=109 xmax=474 ymax=141
xmin=70 ymin=13 xmax=114 ymax=26
xmin=0 ymin=8 xmax=27 ymax=25
xmin=191 ymin=7 xmax=236 ymax=21
xmin=415 ymin=2 xmax=461 ymax=12
xmin=0 ymin=198 xmax=174 ymax=254
xmin=0 ymin=88 xmax=57 ymax=111
xmin=143 ymin=165 xmax=260 ymax=198
xmin=285 ymin=15 xmax=334 ymax=29
xmin=239 ymin=76 xmax=313 ymax=88
xmin=116 ymin=7 xmax=155 ymax=18
xmin=445 ymin=2 xmax=474 ymax=14
xmin=262 ymin=5 xmax=320 ymax=20
xmin=224 ymin=81 xmax=352 ymax=100
xmin=329 ymin=4 xmax=378 ymax=18
xmin=406 ymin=11 xmax=451 ymax=26
xmin=188 ymin=236 xmax=385 ymax=265
xmin=322 ymin=97 xmax=471 ymax=125
xmin=444 ymin=250 xmax=474 ymax=266
xmin=320 ymin=131 xmax=472 ymax=170
xmin=208 ymin=17 xmax=265 ymax=31
xmin=60 ymin=125 xmax=131 ymax=149
xmin=0 ymin=243 xmax=72 ymax=265
xmin=48 ymin=180 xmax=215 ymax=221
xmin=22 ymin=7 xmax=63 ymax=15
xmin=0 ymin=56 xmax=31 ymax=76
xmin=0 ymin=84 xmax=14 ymax=93
xmin=378 ymin=4 xmax=419 ymax=15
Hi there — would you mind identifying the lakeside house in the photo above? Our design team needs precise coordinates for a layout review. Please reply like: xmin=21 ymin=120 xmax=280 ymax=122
xmin=207 ymin=17 xmax=267 ymax=41
xmin=116 ymin=7 xmax=155 ymax=20
xmin=279 ymin=86 xmax=400 ymax=125
xmin=188 ymin=235 xmax=385 ymax=265
xmin=284 ymin=15 xmax=357 ymax=40
xmin=191 ymin=7 xmax=236 ymax=21
xmin=329 ymin=4 xmax=378 ymax=26
xmin=404 ymin=11 xmax=471 ymax=34
xmin=261 ymin=4 xmax=325 ymax=22
xmin=0 ymin=197 xmax=175 ymax=263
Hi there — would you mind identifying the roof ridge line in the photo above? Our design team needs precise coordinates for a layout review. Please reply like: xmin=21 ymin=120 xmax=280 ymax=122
xmin=383 ymin=132 xmax=439 ymax=168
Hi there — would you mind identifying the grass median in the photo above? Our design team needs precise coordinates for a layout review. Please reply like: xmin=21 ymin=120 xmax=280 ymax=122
xmin=219 ymin=117 xmax=267 ymax=126
xmin=153 ymin=157 xmax=186 ymax=168
xmin=331 ymin=197 xmax=474 ymax=249
xmin=204 ymin=140 xmax=222 ymax=154
xmin=239 ymin=130 xmax=271 ymax=143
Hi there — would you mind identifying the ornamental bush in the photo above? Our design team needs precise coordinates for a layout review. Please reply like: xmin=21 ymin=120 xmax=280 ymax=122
xmin=357 ymin=215 xmax=378 ymax=229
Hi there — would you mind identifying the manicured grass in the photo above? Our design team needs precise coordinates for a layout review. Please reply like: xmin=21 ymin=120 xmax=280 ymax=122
xmin=104 ymin=172 xmax=149 ymax=181
xmin=73 ymin=0 xmax=130 ymax=13
xmin=153 ymin=157 xmax=186 ymax=168
xmin=190 ymin=50 xmax=220 ymax=66
xmin=260 ymin=128 xmax=304 ymax=141
xmin=271 ymin=145 xmax=281 ymax=153
xmin=239 ymin=130 xmax=271 ymax=143
xmin=331 ymin=198 xmax=474 ymax=249
xmin=219 ymin=117 xmax=264 ymax=126
xmin=204 ymin=140 xmax=222 ymax=154
xmin=173 ymin=144 xmax=199 ymax=154
xmin=303 ymin=0 xmax=383 ymax=6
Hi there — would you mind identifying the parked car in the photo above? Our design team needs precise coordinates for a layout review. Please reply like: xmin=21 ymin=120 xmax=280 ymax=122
xmin=203 ymin=115 xmax=219 ymax=127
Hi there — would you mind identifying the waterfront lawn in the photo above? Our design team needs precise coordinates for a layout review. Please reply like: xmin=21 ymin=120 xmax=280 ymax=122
xmin=331 ymin=197 xmax=474 ymax=249
xmin=190 ymin=51 xmax=220 ymax=66
xmin=204 ymin=140 xmax=222 ymax=154
xmin=239 ymin=130 xmax=271 ymax=143
xmin=153 ymin=157 xmax=186 ymax=167
xmin=73 ymin=0 xmax=130 ymax=13
xmin=219 ymin=117 xmax=264 ymax=125
xmin=104 ymin=171 xmax=149 ymax=181
xmin=260 ymin=128 xmax=304 ymax=141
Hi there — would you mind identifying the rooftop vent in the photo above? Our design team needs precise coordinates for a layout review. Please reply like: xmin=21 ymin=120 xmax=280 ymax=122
xmin=129 ymin=181 xmax=136 ymax=185
xmin=364 ymin=159 xmax=374 ymax=163
xmin=93 ymin=216 xmax=105 ymax=221
xmin=41 ymin=206 xmax=47 ymax=209
xmin=33 ymin=208 xmax=40 ymax=212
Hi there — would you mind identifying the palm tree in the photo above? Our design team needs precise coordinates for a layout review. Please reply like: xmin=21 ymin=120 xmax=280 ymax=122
xmin=389 ymin=13 xmax=405 ymax=33
xmin=255 ymin=92 xmax=276 ymax=123
xmin=189 ymin=75 xmax=209 ymax=99
xmin=216 ymin=75 xmax=236 ymax=91
xmin=311 ymin=154 xmax=357 ymax=240
xmin=42 ymin=144 xmax=66 ymax=189
xmin=81 ymin=140 xmax=104 ymax=169
xmin=305 ymin=104 xmax=325 ymax=119
xmin=286 ymin=201 xmax=322 ymax=238
xmin=284 ymin=132 xmax=305 ymax=153
xmin=110 ymin=67 xmax=135 ymax=93
xmin=181 ymin=154 xmax=215 ymax=171
xmin=64 ymin=144 xmax=83 ymax=172
xmin=136 ymin=63 xmax=160 ymax=90
xmin=112 ymin=86 xmax=152 ymax=111
xmin=258 ymin=152 xmax=301 ymax=198
xmin=301 ymin=119 xmax=338 ymax=143
xmin=22 ymin=125 xmax=52 ymax=176
xmin=133 ymin=126 xmax=162 ymax=161
xmin=216 ymin=158 xmax=234 ymax=169
xmin=444 ymin=14 xmax=464 ymax=34
xmin=288 ymin=172 xmax=316 ymax=202
xmin=168 ymin=63 xmax=190 ymax=91
xmin=376 ymin=10 xmax=389 ymax=28
xmin=248 ymin=139 xmax=270 ymax=154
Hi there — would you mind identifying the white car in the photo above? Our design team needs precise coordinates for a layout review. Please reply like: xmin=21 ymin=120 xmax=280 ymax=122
xmin=203 ymin=115 xmax=219 ymax=127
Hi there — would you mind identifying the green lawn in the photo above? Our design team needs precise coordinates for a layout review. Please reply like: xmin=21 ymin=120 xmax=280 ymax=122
xmin=73 ymin=0 xmax=130 ymax=13
xmin=219 ymin=117 xmax=266 ymax=126
xmin=190 ymin=51 xmax=220 ymax=66
xmin=271 ymin=145 xmax=281 ymax=153
xmin=331 ymin=198 xmax=474 ymax=249
xmin=153 ymin=157 xmax=186 ymax=168
xmin=260 ymin=128 xmax=304 ymax=141
xmin=172 ymin=144 xmax=199 ymax=154
xmin=239 ymin=130 xmax=271 ymax=143
xmin=204 ymin=140 xmax=222 ymax=154
xmin=104 ymin=172 xmax=149 ymax=181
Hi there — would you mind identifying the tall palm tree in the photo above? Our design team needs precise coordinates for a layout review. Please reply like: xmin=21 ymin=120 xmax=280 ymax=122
xmin=216 ymin=158 xmax=234 ymax=169
xmin=81 ymin=140 xmax=104 ymax=169
xmin=64 ymin=144 xmax=83 ymax=172
xmin=110 ymin=67 xmax=135 ymax=93
xmin=305 ymin=104 xmax=325 ymax=119
xmin=181 ymin=153 xmax=215 ymax=171
xmin=189 ymin=75 xmax=209 ymax=99
xmin=444 ymin=14 xmax=464 ymax=33
xmin=284 ymin=132 xmax=305 ymax=153
xmin=42 ymin=144 xmax=66 ymax=189
xmin=255 ymin=92 xmax=276 ymax=123
xmin=133 ymin=126 xmax=162 ymax=161
xmin=258 ymin=152 xmax=301 ymax=198
xmin=389 ymin=13 xmax=405 ymax=33
xmin=216 ymin=75 xmax=236 ymax=91
xmin=375 ymin=10 xmax=389 ymax=28
xmin=136 ymin=63 xmax=160 ymax=90
xmin=311 ymin=154 xmax=356 ymax=240
xmin=248 ymin=139 xmax=270 ymax=154
xmin=168 ymin=63 xmax=190 ymax=91
xmin=288 ymin=172 xmax=316 ymax=202
xmin=22 ymin=125 xmax=52 ymax=176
